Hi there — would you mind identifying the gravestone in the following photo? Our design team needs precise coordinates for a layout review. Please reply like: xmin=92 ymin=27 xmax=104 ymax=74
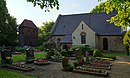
xmin=62 ymin=57 xmax=69 ymax=69
xmin=85 ymin=52 xmax=90 ymax=64
xmin=26 ymin=47 xmax=35 ymax=63
xmin=75 ymin=49 xmax=85 ymax=65
xmin=75 ymin=49 xmax=83 ymax=59
xmin=1 ymin=47 xmax=13 ymax=65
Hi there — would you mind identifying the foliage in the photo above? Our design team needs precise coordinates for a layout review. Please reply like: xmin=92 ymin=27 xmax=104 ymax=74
xmin=61 ymin=50 xmax=73 ymax=57
xmin=0 ymin=69 xmax=35 ymax=78
xmin=54 ymin=50 xmax=62 ymax=58
xmin=93 ymin=49 xmax=102 ymax=57
xmin=91 ymin=2 xmax=106 ymax=13
xmin=123 ymin=30 xmax=130 ymax=56
xmin=123 ymin=30 xmax=130 ymax=45
xmin=0 ymin=47 xmax=4 ymax=50
xmin=72 ymin=46 xmax=94 ymax=57
xmin=0 ymin=0 xmax=18 ymax=46
xmin=72 ymin=45 xmax=93 ymax=55
xmin=44 ymin=42 xmax=55 ymax=50
xmin=66 ymin=65 xmax=74 ymax=71
xmin=44 ymin=49 xmax=61 ymax=59
xmin=91 ymin=0 xmax=130 ymax=29
xmin=46 ymin=49 xmax=54 ymax=59
xmin=38 ymin=21 xmax=54 ymax=45
xmin=26 ymin=0 xmax=59 ymax=12
xmin=35 ymin=46 xmax=44 ymax=51
xmin=15 ymin=47 xmax=26 ymax=52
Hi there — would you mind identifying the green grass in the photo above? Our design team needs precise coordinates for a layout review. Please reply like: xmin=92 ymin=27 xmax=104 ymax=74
xmin=0 ymin=52 xmax=45 ymax=78
xmin=0 ymin=52 xmax=45 ymax=63
xmin=12 ymin=54 xmax=26 ymax=62
xmin=0 ymin=69 xmax=35 ymax=78
xmin=34 ymin=52 xmax=45 ymax=59
xmin=102 ymin=52 xmax=130 ymax=60
xmin=102 ymin=52 xmax=127 ymax=57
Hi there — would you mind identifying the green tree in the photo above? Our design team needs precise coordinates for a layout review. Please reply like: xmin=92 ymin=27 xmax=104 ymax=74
xmin=26 ymin=0 xmax=59 ymax=11
xmin=0 ymin=0 xmax=9 ymax=46
xmin=123 ymin=30 xmax=130 ymax=56
xmin=91 ymin=0 xmax=130 ymax=29
xmin=38 ymin=21 xmax=54 ymax=45
xmin=0 ymin=0 xmax=18 ymax=46
xmin=6 ymin=15 xmax=18 ymax=46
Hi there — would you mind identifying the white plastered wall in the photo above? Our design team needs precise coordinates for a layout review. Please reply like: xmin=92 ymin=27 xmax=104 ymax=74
xmin=72 ymin=21 xmax=95 ymax=48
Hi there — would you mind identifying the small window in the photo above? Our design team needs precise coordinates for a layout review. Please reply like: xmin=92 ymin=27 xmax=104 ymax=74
xmin=82 ymin=24 xmax=84 ymax=30
xmin=81 ymin=35 xmax=86 ymax=44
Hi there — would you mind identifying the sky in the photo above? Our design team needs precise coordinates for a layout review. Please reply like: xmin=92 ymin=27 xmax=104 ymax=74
xmin=6 ymin=0 xmax=103 ymax=26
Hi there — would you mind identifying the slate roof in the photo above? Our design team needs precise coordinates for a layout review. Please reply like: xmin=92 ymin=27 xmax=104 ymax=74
xmin=19 ymin=19 xmax=38 ymax=29
xmin=60 ymin=35 xmax=72 ymax=44
xmin=51 ymin=12 xmax=122 ymax=36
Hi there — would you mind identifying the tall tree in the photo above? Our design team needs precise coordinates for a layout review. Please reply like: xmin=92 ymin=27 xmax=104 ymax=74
xmin=0 ymin=0 xmax=18 ymax=46
xmin=0 ymin=0 xmax=9 ymax=46
xmin=91 ymin=0 xmax=130 ymax=29
xmin=38 ymin=21 xmax=54 ymax=45
xmin=26 ymin=0 xmax=59 ymax=11
xmin=6 ymin=15 xmax=18 ymax=46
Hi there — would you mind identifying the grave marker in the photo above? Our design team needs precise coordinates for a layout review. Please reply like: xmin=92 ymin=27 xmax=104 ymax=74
xmin=1 ymin=47 xmax=13 ymax=65
xmin=26 ymin=47 xmax=35 ymax=63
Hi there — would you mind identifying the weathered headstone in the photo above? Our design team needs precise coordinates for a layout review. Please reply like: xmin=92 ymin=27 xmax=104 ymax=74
xmin=62 ymin=57 xmax=69 ymax=69
xmin=75 ymin=49 xmax=85 ymax=65
xmin=26 ymin=47 xmax=35 ymax=63
xmin=1 ymin=47 xmax=13 ymax=65
xmin=75 ymin=49 xmax=83 ymax=59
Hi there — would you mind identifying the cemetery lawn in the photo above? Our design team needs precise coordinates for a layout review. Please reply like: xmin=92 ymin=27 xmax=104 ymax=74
xmin=0 ymin=52 xmax=45 ymax=78
xmin=0 ymin=69 xmax=35 ymax=78
xmin=102 ymin=52 xmax=127 ymax=57
xmin=13 ymin=52 xmax=45 ymax=62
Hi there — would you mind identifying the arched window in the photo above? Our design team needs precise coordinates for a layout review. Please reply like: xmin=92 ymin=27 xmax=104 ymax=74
xmin=80 ymin=32 xmax=86 ymax=44
xmin=103 ymin=38 xmax=108 ymax=50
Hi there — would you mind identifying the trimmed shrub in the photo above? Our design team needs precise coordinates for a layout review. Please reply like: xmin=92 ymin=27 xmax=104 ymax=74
xmin=72 ymin=45 xmax=93 ymax=56
xmin=93 ymin=49 xmax=102 ymax=57
xmin=61 ymin=50 xmax=73 ymax=57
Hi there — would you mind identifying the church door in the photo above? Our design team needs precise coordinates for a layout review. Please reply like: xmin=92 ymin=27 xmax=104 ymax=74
xmin=103 ymin=38 xmax=108 ymax=50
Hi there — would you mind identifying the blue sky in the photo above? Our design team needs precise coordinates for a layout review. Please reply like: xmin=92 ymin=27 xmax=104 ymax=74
xmin=6 ymin=0 xmax=102 ymax=26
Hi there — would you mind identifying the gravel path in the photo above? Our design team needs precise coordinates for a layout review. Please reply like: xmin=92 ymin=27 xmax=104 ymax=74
xmin=22 ymin=56 xmax=130 ymax=78
xmin=109 ymin=56 xmax=130 ymax=78
xmin=1 ymin=56 xmax=130 ymax=78
xmin=23 ymin=62 xmax=108 ymax=78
